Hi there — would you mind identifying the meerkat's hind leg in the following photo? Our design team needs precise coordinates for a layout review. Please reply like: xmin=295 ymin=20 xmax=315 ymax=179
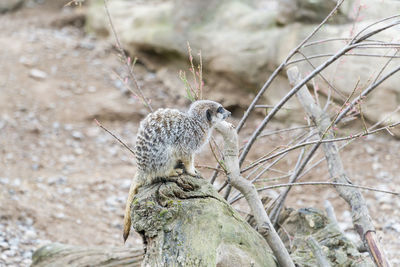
xmin=182 ymin=155 xmax=200 ymax=177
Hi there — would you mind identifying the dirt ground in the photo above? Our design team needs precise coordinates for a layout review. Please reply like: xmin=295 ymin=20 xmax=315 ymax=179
xmin=0 ymin=2 xmax=399 ymax=266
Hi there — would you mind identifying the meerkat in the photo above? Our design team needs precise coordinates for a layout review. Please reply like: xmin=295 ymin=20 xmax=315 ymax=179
xmin=123 ymin=100 xmax=231 ymax=242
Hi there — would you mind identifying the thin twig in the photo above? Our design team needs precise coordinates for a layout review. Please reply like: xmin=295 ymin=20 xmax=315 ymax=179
xmin=231 ymin=105 xmax=400 ymax=205
xmin=269 ymin=141 xmax=321 ymax=225
xmin=238 ymin=21 xmax=400 ymax=171
xmin=241 ymin=121 xmax=399 ymax=174
xmin=259 ymin=125 xmax=314 ymax=138
xmin=94 ymin=119 xmax=136 ymax=156
xmin=306 ymin=236 xmax=332 ymax=267
xmin=103 ymin=0 xmax=153 ymax=112
xmin=236 ymin=0 xmax=345 ymax=133
xmin=335 ymin=65 xmax=400 ymax=124
xmin=287 ymin=67 xmax=390 ymax=267
xmin=232 ymin=181 xmax=400 ymax=203
xmin=324 ymin=200 xmax=339 ymax=226
xmin=211 ymin=0 xmax=345 ymax=186
xmin=297 ymin=50 xmax=346 ymax=100
xmin=195 ymin=165 xmax=225 ymax=173
xmin=287 ymin=53 xmax=400 ymax=65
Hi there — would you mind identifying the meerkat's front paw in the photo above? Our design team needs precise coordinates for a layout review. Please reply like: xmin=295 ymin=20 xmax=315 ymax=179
xmin=168 ymin=168 xmax=184 ymax=177
xmin=187 ymin=168 xmax=201 ymax=178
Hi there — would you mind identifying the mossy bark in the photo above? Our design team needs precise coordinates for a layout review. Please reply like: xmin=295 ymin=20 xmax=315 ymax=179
xmin=131 ymin=174 xmax=277 ymax=267
xmin=31 ymin=243 xmax=143 ymax=267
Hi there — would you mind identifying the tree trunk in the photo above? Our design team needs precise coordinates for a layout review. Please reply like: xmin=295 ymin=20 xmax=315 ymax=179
xmin=131 ymin=174 xmax=277 ymax=267
xmin=31 ymin=243 xmax=143 ymax=267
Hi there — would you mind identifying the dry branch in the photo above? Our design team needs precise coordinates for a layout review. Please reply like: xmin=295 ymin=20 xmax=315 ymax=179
xmin=103 ymin=0 xmax=153 ymax=112
xmin=306 ymin=237 xmax=331 ymax=267
xmin=210 ymin=0 xmax=345 ymax=186
xmin=237 ymin=17 xmax=400 ymax=180
xmin=287 ymin=66 xmax=390 ymax=267
xmin=214 ymin=121 xmax=295 ymax=267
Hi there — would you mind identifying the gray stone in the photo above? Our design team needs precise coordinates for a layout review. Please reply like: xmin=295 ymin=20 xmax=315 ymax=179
xmin=0 ymin=178 xmax=9 ymax=185
xmin=86 ymin=0 xmax=400 ymax=126
xmin=71 ymin=131 xmax=84 ymax=140
xmin=29 ymin=69 xmax=47 ymax=80
xmin=0 ymin=0 xmax=24 ymax=14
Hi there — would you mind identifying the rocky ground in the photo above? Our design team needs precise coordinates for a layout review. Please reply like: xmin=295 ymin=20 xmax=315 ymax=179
xmin=0 ymin=1 xmax=399 ymax=266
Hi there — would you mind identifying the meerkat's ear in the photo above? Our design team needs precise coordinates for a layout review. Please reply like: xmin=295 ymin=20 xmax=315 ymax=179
xmin=206 ymin=109 xmax=212 ymax=122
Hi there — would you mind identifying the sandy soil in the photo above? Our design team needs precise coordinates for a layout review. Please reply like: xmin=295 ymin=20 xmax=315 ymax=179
xmin=0 ymin=2 xmax=399 ymax=266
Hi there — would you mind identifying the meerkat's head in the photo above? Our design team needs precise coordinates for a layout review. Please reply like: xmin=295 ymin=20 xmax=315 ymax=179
xmin=188 ymin=100 xmax=231 ymax=126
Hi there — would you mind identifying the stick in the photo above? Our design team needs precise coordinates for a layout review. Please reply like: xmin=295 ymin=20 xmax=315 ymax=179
xmin=103 ymin=0 xmax=153 ymax=112
xmin=287 ymin=66 xmax=390 ymax=267
xmin=209 ymin=0 xmax=345 ymax=184
xmin=214 ymin=121 xmax=295 ymax=267
xmin=230 ymin=181 xmax=400 ymax=204
xmin=306 ymin=237 xmax=331 ymax=267
xmin=94 ymin=119 xmax=135 ymax=156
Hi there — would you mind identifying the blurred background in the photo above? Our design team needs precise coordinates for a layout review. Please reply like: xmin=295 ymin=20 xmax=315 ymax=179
xmin=0 ymin=0 xmax=399 ymax=266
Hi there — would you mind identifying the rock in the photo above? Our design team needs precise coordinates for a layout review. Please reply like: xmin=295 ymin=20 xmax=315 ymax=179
xmin=71 ymin=130 xmax=84 ymax=140
xmin=87 ymin=85 xmax=97 ymax=93
xmin=0 ymin=120 xmax=5 ymax=130
xmin=0 ymin=0 xmax=24 ymax=14
xmin=29 ymin=69 xmax=47 ymax=80
xmin=0 ymin=177 xmax=9 ymax=185
xmin=50 ymin=9 xmax=86 ymax=28
xmin=22 ymin=251 xmax=32 ymax=259
xmin=87 ymin=0 xmax=400 ymax=125
xmin=120 ymin=179 xmax=131 ymax=190
xmin=277 ymin=208 xmax=374 ymax=266
xmin=277 ymin=0 xmax=347 ymax=25
xmin=23 ymin=229 xmax=37 ymax=240
xmin=384 ymin=222 xmax=400 ymax=233
xmin=0 ymin=241 xmax=9 ymax=250
xmin=19 ymin=56 xmax=37 ymax=67
xmin=12 ymin=178 xmax=21 ymax=187
xmin=47 ymin=176 xmax=67 ymax=186
xmin=54 ymin=213 xmax=65 ymax=219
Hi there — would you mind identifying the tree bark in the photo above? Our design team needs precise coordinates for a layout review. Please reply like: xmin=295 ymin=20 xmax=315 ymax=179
xmin=31 ymin=243 xmax=144 ymax=267
xmin=131 ymin=174 xmax=277 ymax=267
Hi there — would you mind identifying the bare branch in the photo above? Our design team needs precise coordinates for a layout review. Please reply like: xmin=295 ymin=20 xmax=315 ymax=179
xmin=287 ymin=53 xmax=400 ymax=66
xmin=238 ymin=18 xmax=400 ymax=173
xmin=236 ymin=0 xmax=345 ymax=132
xmin=269 ymin=141 xmax=321 ymax=225
xmin=213 ymin=0 xmax=345 ymax=191
xmin=103 ymin=0 xmax=153 ymax=112
xmin=258 ymin=125 xmax=313 ymax=138
xmin=243 ymin=121 xmax=399 ymax=173
xmin=214 ymin=121 xmax=295 ymax=267
xmin=335 ymin=65 xmax=400 ymax=124
xmin=324 ymin=200 xmax=339 ymax=226
xmin=94 ymin=119 xmax=136 ymax=156
xmin=351 ymin=15 xmax=400 ymax=42
xmin=296 ymin=50 xmax=346 ymax=100
xmin=287 ymin=66 xmax=391 ymax=267
xmin=231 ymin=181 xmax=400 ymax=204
xmin=306 ymin=236 xmax=331 ymax=267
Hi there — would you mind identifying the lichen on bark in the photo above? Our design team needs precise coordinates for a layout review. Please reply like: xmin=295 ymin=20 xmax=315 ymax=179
xmin=131 ymin=174 xmax=277 ymax=267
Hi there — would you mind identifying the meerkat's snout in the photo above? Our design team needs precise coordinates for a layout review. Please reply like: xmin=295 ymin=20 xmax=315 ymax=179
xmin=216 ymin=106 xmax=231 ymax=120
xmin=223 ymin=109 xmax=231 ymax=119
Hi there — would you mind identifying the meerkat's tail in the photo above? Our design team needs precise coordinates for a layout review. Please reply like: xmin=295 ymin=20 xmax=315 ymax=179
xmin=123 ymin=174 xmax=140 ymax=243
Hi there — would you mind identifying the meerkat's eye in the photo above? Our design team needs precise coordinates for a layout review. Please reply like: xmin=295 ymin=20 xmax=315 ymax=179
xmin=206 ymin=109 xmax=212 ymax=121
xmin=217 ymin=106 xmax=224 ymax=113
